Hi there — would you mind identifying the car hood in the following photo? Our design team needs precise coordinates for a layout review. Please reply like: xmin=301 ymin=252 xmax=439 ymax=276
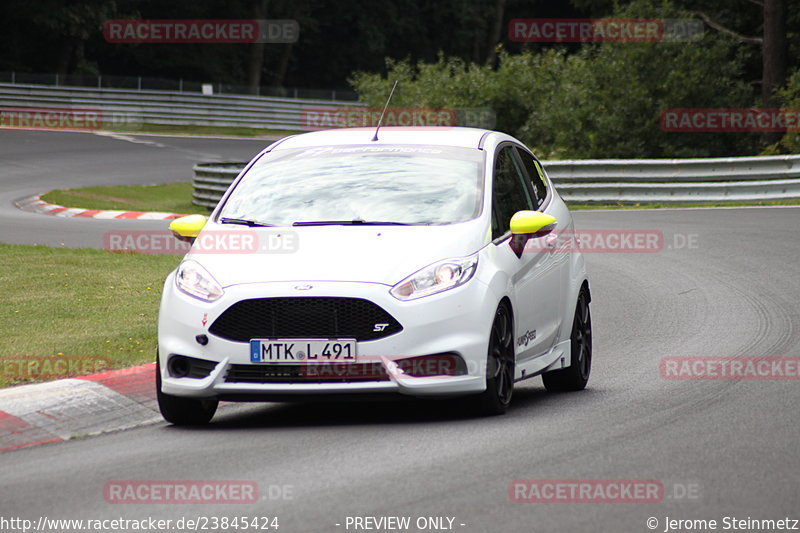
xmin=188 ymin=221 xmax=488 ymax=287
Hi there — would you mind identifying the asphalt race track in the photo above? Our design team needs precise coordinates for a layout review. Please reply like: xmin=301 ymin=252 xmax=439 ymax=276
xmin=1 ymin=131 xmax=799 ymax=532
xmin=0 ymin=130 xmax=270 ymax=247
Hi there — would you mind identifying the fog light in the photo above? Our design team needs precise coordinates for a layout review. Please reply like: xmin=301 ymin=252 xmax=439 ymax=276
xmin=167 ymin=356 xmax=191 ymax=378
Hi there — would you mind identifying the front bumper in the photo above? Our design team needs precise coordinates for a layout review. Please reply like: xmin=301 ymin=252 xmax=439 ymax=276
xmin=157 ymin=275 xmax=496 ymax=399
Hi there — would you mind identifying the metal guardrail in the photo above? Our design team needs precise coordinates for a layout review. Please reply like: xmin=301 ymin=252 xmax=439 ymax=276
xmin=3 ymin=83 xmax=795 ymax=204
xmin=191 ymin=155 xmax=800 ymax=208
xmin=548 ymin=155 xmax=800 ymax=183
xmin=550 ymin=154 xmax=800 ymax=203
xmin=0 ymin=71 xmax=358 ymax=101
xmin=193 ymin=163 xmax=250 ymax=207
xmin=556 ymin=178 xmax=800 ymax=203
xmin=0 ymin=83 xmax=362 ymax=131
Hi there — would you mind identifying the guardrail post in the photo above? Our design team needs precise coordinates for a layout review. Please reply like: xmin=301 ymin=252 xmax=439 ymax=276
xmin=137 ymin=77 xmax=142 ymax=90
xmin=179 ymin=78 xmax=183 ymax=92
xmin=55 ymin=74 xmax=59 ymax=86
xmin=98 ymin=75 xmax=102 ymax=88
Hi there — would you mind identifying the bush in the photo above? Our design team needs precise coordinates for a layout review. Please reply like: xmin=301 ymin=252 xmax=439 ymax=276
xmin=350 ymin=2 xmax=761 ymax=159
xmin=774 ymin=69 xmax=800 ymax=154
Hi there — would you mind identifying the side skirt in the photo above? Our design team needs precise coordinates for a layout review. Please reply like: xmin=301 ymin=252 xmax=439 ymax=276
xmin=514 ymin=339 xmax=571 ymax=382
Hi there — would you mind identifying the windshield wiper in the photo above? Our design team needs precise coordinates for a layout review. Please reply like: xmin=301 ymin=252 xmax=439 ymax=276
xmin=219 ymin=217 xmax=273 ymax=227
xmin=292 ymin=220 xmax=410 ymax=226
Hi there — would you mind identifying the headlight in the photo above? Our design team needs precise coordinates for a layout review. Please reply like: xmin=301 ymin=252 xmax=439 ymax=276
xmin=175 ymin=260 xmax=224 ymax=302
xmin=390 ymin=255 xmax=478 ymax=301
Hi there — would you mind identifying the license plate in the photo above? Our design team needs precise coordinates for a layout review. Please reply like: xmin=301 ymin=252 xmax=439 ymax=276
xmin=250 ymin=339 xmax=357 ymax=364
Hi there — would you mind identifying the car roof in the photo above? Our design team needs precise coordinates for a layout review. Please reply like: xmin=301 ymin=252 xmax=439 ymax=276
xmin=271 ymin=126 xmax=494 ymax=151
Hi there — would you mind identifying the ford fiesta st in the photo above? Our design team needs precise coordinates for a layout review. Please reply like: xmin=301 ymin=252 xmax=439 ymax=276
xmin=157 ymin=127 xmax=592 ymax=425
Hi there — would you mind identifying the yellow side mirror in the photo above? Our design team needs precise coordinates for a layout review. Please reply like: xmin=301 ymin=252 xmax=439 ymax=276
xmin=169 ymin=214 xmax=207 ymax=242
xmin=510 ymin=211 xmax=556 ymax=236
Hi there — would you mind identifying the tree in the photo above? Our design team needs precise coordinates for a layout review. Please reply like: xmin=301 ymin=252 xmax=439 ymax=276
xmin=762 ymin=0 xmax=788 ymax=107
xmin=485 ymin=0 xmax=506 ymax=67
xmin=246 ymin=0 xmax=269 ymax=95
xmin=350 ymin=2 xmax=758 ymax=158
xmin=694 ymin=1 xmax=786 ymax=107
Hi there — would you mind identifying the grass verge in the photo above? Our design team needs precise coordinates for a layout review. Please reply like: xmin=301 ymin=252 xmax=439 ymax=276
xmin=41 ymin=182 xmax=210 ymax=215
xmin=0 ymin=243 xmax=180 ymax=387
xmin=101 ymin=123 xmax=295 ymax=138
xmin=568 ymin=200 xmax=800 ymax=210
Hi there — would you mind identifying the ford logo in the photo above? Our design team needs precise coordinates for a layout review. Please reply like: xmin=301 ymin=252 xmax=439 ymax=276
xmin=293 ymin=284 xmax=313 ymax=290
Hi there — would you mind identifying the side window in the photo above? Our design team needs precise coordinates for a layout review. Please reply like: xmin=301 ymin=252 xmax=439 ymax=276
xmin=516 ymin=148 xmax=548 ymax=208
xmin=492 ymin=146 xmax=535 ymax=239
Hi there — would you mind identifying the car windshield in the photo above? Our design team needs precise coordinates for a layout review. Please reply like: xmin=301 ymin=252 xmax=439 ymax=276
xmin=217 ymin=144 xmax=484 ymax=226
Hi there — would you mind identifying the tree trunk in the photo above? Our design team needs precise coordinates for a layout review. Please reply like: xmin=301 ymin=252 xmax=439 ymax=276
xmin=246 ymin=0 xmax=269 ymax=95
xmin=272 ymin=44 xmax=293 ymax=88
xmin=762 ymin=0 xmax=787 ymax=107
xmin=56 ymin=40 xmax=72 ymax=76
xmin=271 ymin=0 xmax=306 ymax=88
xmin=485 ymin=0 xmax=506 ymax=68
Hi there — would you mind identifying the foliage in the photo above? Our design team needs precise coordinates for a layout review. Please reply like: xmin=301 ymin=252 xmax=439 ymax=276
xmin=2 ymin=0 xmax=800 ymax=157
xmin=773 ymin=69 xmax=800 ymax=154
xmin=351 ymin=1 xmax=761 ymax=158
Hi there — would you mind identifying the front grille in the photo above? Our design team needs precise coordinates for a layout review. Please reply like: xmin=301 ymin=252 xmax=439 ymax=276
xmin=209 ymin=297 xmax=403 ymax=343
xmin=225 ymin=363 xmax=390 ymax=383
xmin=223 ymin=353 xmax=466 ymax=384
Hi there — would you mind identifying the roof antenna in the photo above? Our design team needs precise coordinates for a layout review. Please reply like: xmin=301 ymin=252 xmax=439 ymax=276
xmin=371 ymin=80 xmax=398 ymax=142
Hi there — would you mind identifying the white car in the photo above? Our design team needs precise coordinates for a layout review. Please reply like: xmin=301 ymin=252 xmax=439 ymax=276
xmin=157 ymin=127 xmax=592 ymax=424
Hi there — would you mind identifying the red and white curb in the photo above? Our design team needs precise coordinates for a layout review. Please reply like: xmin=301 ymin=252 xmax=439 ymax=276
xmin=0 ymin=363 xmax=159 ymax=453
xmin=14 ymin=195 xmax=187 ymax=220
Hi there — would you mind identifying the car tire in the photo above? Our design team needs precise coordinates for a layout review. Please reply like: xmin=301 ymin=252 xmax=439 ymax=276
xmin=473 ymin=303 xmax=515 ymax=415
xmin=542 ymin=287 xmax=592 ymax=392
xmin=156 ymin=355 xmax=218 ymax=425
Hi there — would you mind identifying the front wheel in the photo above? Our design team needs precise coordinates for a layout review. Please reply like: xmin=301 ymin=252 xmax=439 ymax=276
xmin=473 ymin=303 xmax=515 ymax=415
xmin=542 ymin=288 xmax=592 ymax=392
xmin=156 ymin=356 xmax=218 ymax=425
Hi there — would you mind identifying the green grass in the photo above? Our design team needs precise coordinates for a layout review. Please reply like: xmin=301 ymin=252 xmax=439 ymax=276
xmin=41 ymin=182 xmax=209 ymax=215
xmin=568 ymin=200 xmax=800 ymax=210
xmin=0 ymin=243 xmax=180 ymax=387
xmin=101 ymin=122 xmax=295 ymax=138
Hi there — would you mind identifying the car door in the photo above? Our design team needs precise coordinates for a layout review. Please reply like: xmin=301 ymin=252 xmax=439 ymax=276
xmin=491 ymin=144 xmax=561 ymax=361
xmin=515 ymin=146 xmax=570 ymax=343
